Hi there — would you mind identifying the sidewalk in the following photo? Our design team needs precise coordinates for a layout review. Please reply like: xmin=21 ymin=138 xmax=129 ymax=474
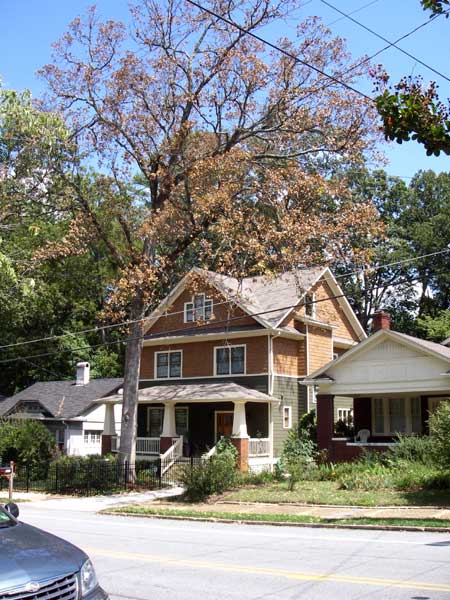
xmin=5 ymin=487 xmax=184 ymax=512
xmin=145 ymin=499 xmax=450 ymax=521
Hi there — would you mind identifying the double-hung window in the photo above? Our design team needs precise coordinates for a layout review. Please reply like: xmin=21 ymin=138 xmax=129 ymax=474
xmin=184 ymin=294 xmax=213 ymax=322
xmin=372 ymin=397 xmax=422 ymax=435
xmin=84 ymin=431 xmax=101 ymax=445
xmin=155 ymin=350 xmax=182 ymax=379
xmin=283 ymin=406 xmax=292 ymax=429
xmin=215 ymin=345 xmax=245 ymax=375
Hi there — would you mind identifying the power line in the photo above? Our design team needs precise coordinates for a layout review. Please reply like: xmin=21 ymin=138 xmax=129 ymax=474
xmin=321 ymin=0 xmax=450 ymax=84
xmin=0 ymin=281 xmax=410 ymax=366
xmin=0 ymin=247 xmax=448 ymax=354
xmin=185 ymin=0 xmax=376 ymax=104
xmin=326 ymin=0 xmax=380 ymax=27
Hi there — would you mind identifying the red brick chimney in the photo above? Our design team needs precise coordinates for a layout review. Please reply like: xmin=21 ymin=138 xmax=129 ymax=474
xmin=373 ymin=311 xmax=391 ymax=332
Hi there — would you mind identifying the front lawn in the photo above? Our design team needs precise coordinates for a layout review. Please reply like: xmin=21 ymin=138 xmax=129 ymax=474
xmin=108 ymin=505 xmax=450 ymax=529
xmin=223 ymin=480 xmax=450 ymax=507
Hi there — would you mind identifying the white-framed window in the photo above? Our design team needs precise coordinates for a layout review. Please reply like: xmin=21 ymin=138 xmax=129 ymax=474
xmin=372 ymin=397 xmax=422 ymax=435
xmin=428 ymin=397 xmax=449 ymax=415
xmin=282 ymin=405 xmax=292 ymax=429
xmin=337 ymin=408 xmax=352 ymax=424
xmin=184 ymin=294 xmax=213 ymax=323
xmin=214 ymin=345 xmax=246 ymax=375
xmin=304 ymin=293 xmax=316 ymax=318
xmin=84 ymin=431 xmax=101 ymax=445
xmin=155 ymin=350 xmax=182 ymax=379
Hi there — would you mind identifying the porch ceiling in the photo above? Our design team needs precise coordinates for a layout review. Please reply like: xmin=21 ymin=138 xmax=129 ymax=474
xmin=98 ymin=382 xmax=278 ymax=405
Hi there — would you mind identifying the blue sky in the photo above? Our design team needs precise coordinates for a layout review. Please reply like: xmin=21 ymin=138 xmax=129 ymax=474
xmin=1 ymin=0 xmax=450 ymax=179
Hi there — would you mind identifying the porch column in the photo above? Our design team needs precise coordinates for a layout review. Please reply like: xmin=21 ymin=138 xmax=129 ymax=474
xmin=231 ymin=400 xmax=249 ymax=472
xmin=353 ymin=397 xmax=372 ymax=434
xmin=160 ymin=402 xmax=177 ymax=453
xmin=101 ymin=403 xmax=117 ymax=455
xmin=317 ymin=394 xmax=334 ymax=456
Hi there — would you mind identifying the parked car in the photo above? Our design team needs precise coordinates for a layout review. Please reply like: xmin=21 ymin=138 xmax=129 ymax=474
xmin=0 ymin=502 xmax=108 ymax=599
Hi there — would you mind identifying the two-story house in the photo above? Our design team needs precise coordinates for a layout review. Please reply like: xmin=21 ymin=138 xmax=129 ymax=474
xmin=101 ymin=266 xmax=366 ymax=471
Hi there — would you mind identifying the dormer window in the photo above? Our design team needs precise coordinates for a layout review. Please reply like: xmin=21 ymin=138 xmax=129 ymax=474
xmin=305 ymin=293 xmax=316 ymax=318
xmin=184 ymin=294 xmax=213 ymax=323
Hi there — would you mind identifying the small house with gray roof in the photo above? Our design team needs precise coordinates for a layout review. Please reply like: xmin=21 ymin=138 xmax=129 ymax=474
xmin=97 ymin=266 xmax=365 ymax=471
xmin=0 ymin=363 xmax=122 ymax=456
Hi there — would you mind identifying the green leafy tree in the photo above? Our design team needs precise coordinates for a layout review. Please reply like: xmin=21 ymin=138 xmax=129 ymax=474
xmin=0 ymin=419 xmax=56 ymax=476
xmin=417 ymin=309 xmax=450 ymax=341
xmin=373 ymin=1 xmax=450 ymax=155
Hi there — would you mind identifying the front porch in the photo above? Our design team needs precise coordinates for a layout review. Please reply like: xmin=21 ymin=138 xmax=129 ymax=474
xmin=317 ymin=393 xmax=449 ymax=462
xmin=102 ymin=382 xmax=277 ymax=471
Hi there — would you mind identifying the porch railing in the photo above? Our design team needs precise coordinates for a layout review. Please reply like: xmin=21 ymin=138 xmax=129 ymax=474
xmin=249 ymin=438 xmax=270 ymax=457
xmin=160 ymin=436 xmax=183 ymax=475
xmin=111 ymin=436 xmax=160 ymax=455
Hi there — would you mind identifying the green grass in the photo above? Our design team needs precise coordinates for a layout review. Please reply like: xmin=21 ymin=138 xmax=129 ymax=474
xmin=223 ymin=481 xmax=450 ymax=507
xmin=108 ymin=506 xmax=450 ymax=529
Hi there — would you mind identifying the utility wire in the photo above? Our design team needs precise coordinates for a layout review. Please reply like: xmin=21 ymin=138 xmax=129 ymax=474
xmin=0 ymin=247 xmax=448 ymax=354
xmin=185 ymin=0 xmax=376 ymax=103
xmin=326 ymin=0 xmax=380 ymax=27
xmin=0 ymin=262 xmax=448 ymax=367
xmin=321 ymin=0 xmax=450 ymax=84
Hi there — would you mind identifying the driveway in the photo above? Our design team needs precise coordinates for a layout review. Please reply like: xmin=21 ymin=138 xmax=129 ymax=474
xmin=19 ymin=502 xmax=450 ymax=599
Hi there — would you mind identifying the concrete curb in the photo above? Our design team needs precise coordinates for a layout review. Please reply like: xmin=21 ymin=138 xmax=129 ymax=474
xmin=101 ymin=510 xmax=450 ymax=533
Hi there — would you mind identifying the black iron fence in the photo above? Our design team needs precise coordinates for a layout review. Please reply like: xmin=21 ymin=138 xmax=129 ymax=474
xmin=0 ymin=457 xmax=201 ymax=496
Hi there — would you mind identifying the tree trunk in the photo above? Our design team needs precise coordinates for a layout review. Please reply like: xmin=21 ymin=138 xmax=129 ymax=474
xmin=118 ymin=296 xmax=145 ymax=475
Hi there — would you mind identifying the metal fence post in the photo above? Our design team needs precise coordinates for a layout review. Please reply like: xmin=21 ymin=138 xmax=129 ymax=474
xmin=26 ymin=463 xmax=30 ymax=493
xmin=55 ymin=463 xmax=59 ymax=494
xmin=158 ymin=458 xmax=162 ymax=489
xmin=124 ymin=461 xmax=128 ymax=490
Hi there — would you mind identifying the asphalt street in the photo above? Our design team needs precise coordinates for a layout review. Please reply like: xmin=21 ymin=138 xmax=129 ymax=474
xmin=20 ymin=503 xmax=450 ymax=600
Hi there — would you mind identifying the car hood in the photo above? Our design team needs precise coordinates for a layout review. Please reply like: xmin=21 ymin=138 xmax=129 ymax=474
xmin=0 ymin=522 xmax=86 ymax=593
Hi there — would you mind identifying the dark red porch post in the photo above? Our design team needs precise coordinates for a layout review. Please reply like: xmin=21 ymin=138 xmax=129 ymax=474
xmin=353 ymin=398 xmax=372 ymax=434
xmin=317 ymin=394 xmax=334 ymax=455
xmin=101 ymin=435 xmax=112 ymax=455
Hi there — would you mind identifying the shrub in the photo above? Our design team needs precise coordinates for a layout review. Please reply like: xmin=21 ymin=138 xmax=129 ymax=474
xmin=280 ymin=427 xmax=317 ymax=490
xmin=0 ymin=419 xmax=56 ymax=478
xmin=180 ymin=441 xmax=238 ymax=501
xmin=429 ymin=401 xmax=450 ymax=468
xmin=388 ymin=434 xmax=434 ymax=466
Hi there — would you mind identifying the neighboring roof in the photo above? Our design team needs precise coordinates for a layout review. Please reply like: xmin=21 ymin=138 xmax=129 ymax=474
xmin=305 ymin=328 xmax=450 ymax=382
xmin=101 ymin=382 xmax=278 ymax=404
xmin=0 ymin=378 xmax=123 ymax=420
xmin=144 ymin=324 xmax=264 ymax=341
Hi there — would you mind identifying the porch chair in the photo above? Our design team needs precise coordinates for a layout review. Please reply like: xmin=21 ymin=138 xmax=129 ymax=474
xmin=355 ymin=429 xmax=370 ymax=443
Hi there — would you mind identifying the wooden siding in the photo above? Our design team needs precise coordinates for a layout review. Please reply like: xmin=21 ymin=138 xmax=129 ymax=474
xmin=147 ymin=282 xmax=258 ymax=336
xmin=308 ymin=325 xmax=333 ymax=374
xmin=273 ymin=338 xmax=307 ymax=377
xmin=272 ymin=376 xmax=307 ymax=456
xmin=140 ymin=337 xmax=268 ymax=379
xmin=312 ymin=279 xmax=360 ymax=341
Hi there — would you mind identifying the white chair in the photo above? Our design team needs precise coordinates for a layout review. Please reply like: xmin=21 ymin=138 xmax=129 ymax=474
xmin=356 ymin=429 xmax=370 ymax=443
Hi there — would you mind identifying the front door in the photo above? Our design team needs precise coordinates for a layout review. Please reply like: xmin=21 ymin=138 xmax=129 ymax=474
xmin=216 ymin=411 xmax=233 ymax=441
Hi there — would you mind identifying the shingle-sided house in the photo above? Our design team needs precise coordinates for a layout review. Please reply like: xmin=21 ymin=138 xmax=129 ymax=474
xmin=303 ymin=313 xmax=450 ymax=462
xmin=98 ymin=266 xmax=366 ymax=470
xmin=0 ymin=364 xmax=122 ymax=456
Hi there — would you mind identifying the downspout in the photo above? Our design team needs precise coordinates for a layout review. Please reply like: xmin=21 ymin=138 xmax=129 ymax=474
xmin=305 ymin=323 xmax=310 ymax=412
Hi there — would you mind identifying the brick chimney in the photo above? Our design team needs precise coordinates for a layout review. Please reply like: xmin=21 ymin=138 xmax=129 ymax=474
xmin=76 ymin=362 xmax=90 ymax=386
xmin=373 ymin=311 xmax=391 ymax=332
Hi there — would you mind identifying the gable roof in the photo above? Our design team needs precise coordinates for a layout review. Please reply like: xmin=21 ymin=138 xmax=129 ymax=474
xmin=305 ymin=328 xmax=450 ymax=382
xmin=144 ymin=266 xmax=366 ymax=339
xmin=0 ymin=378 xmax=123 ymax=420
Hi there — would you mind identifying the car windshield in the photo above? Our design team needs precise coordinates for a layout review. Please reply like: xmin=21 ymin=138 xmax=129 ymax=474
xmin=0 ymin=506 xmax=15 ymax=528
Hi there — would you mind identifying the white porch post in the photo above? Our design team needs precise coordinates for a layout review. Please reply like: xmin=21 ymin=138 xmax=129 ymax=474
xmin=102 ymin=403 xmax=117 ymax=436
xmin=161 ymin=402 xmax=177 ymax=438
xmin=232 ymin=400 xmax=248 ymax=438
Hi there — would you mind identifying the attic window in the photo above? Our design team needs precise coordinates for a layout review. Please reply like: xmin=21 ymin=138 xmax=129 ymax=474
xmin=305 ymin=293 xmax=316 ymax=318
xmin=184 ymin=294 xmax=213 ymax=323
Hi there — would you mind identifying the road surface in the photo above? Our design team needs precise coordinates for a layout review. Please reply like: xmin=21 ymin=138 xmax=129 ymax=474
xmin=20 ymin=503 xmax=450 ymax=600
